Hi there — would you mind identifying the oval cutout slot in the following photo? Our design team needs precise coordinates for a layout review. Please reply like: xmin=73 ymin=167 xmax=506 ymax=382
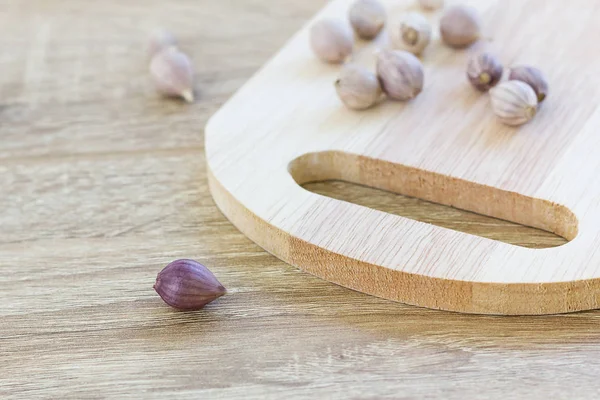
xmin=289 ymin=151 xmax=578 ymax=249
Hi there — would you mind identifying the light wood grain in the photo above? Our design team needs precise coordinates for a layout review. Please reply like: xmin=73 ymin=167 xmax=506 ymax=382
xmin=207 ymin=0 xmax=600 ymax=315
xmin=2 ymin=0 xmax=600 ymax=398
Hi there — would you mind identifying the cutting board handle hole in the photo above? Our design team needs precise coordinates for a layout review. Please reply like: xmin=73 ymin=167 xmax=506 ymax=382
xmin=289 ymin=151 xmax=578 ymax=248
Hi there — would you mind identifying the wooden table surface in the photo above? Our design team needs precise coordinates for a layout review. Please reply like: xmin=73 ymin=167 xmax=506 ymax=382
xmin=1 ymin=1 xmax=600 ymax=399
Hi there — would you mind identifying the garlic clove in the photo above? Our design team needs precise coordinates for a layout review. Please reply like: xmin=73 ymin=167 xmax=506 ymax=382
xmin=376 ymin=50 xmax=424 ymax=101
xmin=390 ymin=12 xmax=432 ymax=55
xmin=490 ymin=81 xmax=538 ymax=126
xmin=348 ymin=0 xmax=387 ymax=40
xmin=418 ymin=0 xmax=444 ymax=11
xmin=335 ymin=64 xmax=383 ymax=110
xmin=310 ymin=19 xmax=354 ymax=64
xmin=509 ymin=66 xmax=548 ymax=103
xmin=440 ymin=5 xmax=482 ymax=48
xmin=467 ymin=52 xmax=503 ymax=91
xmin=148 ymin=28 xmax=177 ymax=58
xmin=154 ymin=259 xmax=226 ymax=311
xmin=150 ymin=46 xmax=195 ymax=102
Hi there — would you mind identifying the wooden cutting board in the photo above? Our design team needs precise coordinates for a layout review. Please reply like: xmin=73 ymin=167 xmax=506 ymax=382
xmin=206 ymin=0 xmax=600 ymax=315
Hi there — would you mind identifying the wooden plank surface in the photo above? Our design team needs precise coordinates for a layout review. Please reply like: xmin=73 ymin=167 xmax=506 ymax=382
xmin=1 ymin=0 xmax=599 ymax=398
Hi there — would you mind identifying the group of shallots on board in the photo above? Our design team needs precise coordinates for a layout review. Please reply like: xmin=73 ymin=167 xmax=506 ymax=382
xmin=312 ymin=0 xmax=548 ymax=126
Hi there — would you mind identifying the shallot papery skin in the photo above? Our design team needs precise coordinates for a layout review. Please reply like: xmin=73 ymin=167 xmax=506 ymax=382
xmin=154 ymin=259 xmax=226 ymax=310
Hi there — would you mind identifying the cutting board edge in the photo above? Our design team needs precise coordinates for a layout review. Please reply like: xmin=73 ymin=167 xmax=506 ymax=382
xmin=206 ymin=163 xmax=600 ymax=315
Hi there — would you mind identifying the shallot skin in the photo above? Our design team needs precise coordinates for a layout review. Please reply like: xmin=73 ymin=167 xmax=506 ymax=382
xmin=154 ymin=259 xmax=226 ymax=310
